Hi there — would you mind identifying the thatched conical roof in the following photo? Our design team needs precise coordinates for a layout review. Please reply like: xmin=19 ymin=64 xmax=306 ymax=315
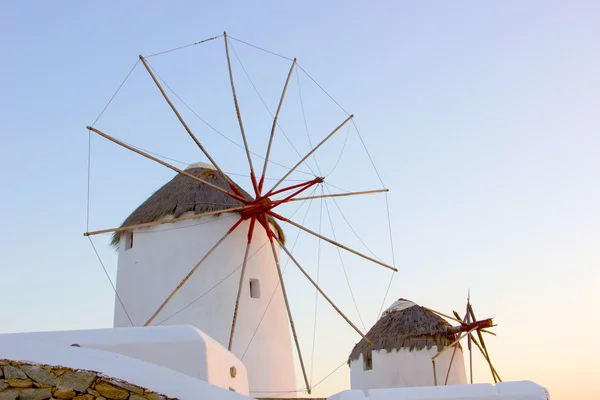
xmin=348 ymin=299 xmax=457 ymax=363
xmin=111 ymin=162 xmax=285 ymax=247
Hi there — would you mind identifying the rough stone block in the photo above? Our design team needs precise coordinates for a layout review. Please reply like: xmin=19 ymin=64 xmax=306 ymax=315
xmin=94 ymin=382 xmax=129 ymax=400
xmin=3 ymin=366 xmax=28 ymax=380
xmin=20 ymin=388 xmax=53 ymax=400
xmin=21 ymin=366 xmax=57 ymax=387
xmin=54 ymin=389 xmax=77 ymax=400
xmin=72 ymin=395 xmax=94 ymax=400
xmin=57 ymin=372 xmax=96 ymax=393
xmin=145 ymin=393 xmax=166 ymax=400
xmin=103 ymin=380 xmax=143 ymax=396
xmin=0 ymin=390 xmax=19 ymax=400
xmin=8 ymin=378 xmax=33 ymax=388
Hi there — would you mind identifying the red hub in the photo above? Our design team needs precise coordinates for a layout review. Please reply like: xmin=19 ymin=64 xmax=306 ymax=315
xmin=227 ymin=176 xmax=323 ymax=242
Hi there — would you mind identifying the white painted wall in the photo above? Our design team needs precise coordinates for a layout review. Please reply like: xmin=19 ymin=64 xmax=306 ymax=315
xmin=350 ymin=347 xmax=467 ymax=390
xmin=114 ymin=212 xmax=296 ymax=398
xmin=0 ymin=325 xmax=249 ymax=395
xmin=328 ymin=381 xmax=550 ymax=400
xmin=0 ymin=335 xmax=252 ymax=400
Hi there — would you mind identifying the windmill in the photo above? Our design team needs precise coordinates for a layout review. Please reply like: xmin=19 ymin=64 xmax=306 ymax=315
xmin=83 ymin=32 xmax=395 ymax=396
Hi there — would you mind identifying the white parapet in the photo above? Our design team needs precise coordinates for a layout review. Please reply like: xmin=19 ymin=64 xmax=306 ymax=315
xmin=328 ymin=381 xmax=550 ymax=400
xmin=0 ymin=325 xmax=249 ymax=395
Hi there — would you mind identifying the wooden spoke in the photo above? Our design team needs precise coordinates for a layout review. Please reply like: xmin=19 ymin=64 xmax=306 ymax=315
xmin=269 ymin=211 xmax=397 ymax=271
xmin=278 ymin=238 xmax=372 ymax=345
xmin=444 ymin=341 xmax=460 ymax=385
xmin=268 ymin=114 xmax=354 ymax=194
xmin=87 ymin=126 xmax=247 ymax=202
xmin=422 ymin=306 xmax=496 ymax=336
xmin=469 ymin=333 xmax=502 ymax=382
xmin=223 ymin=32 xmax=259 ymax=195
xmin=228 ymin=217 xmax=256 ymax=351
xmin=432 ymin=328 xmax=476 ymax=361
xmin=84 ymin=205 xmax=249 ymax=237
xmin=145 ymin=217 xmax=244 ymax=326
xmin=259 ymin=58 xmax=297 ymax=193
xmin=288 ymin=189 xmax=389 ymax=202
xmin=466 ymin=302 xmax=473 ymax=384
xmin=468 ymin=303 xmax=500 ymax=382
xmin=267 ymin=238 xmax=311 ymax=394
xmin=138 ymin=55 xmax=237 ymax=191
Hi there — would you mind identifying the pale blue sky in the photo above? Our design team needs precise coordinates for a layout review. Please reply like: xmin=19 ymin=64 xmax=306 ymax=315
xmin=1 ymin=2 xmax=599 ymax=400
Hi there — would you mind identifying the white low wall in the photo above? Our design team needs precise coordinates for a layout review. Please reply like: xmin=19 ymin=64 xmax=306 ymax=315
xmin=0 ymin=337 xmax=251 ymax=400
xmin=328 ymin=381 xmax=550 ymax=400
xmin=0 ymin=325 xmax=249 ymax=395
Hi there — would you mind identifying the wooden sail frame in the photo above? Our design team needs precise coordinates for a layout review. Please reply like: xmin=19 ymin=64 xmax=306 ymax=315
xmin=85 ymin=32 xmax=396 ymax=395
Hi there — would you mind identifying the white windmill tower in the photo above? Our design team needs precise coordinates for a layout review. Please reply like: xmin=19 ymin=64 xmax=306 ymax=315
xmin=84 ymin=32 xmax=395 ymax=397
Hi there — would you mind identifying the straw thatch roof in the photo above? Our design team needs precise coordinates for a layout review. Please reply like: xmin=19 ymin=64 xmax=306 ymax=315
xmin=110 ymin=163 xmax=285 ymax=247
xmin=348 ymin=299 xmax=458 ymax=363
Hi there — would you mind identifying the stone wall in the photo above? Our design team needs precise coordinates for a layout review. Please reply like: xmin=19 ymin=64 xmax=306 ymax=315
xmin=0 ymin=360 xmax=176 ymax=400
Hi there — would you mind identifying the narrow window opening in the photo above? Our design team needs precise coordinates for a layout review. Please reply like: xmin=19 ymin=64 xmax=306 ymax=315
xmin=124 ymin=231 xmax=133 ymax=251
xmin=249 ymin=278 xmax=260 ymax=298
xmin=363 ymin=352 xmax=373 ymax=371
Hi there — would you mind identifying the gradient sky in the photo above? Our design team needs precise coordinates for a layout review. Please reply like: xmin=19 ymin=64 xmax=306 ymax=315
xmin=1 ymin=2 xmax=599 ymax=400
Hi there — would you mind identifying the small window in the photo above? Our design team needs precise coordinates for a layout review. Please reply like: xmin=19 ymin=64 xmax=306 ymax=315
xmin=363 ymin=352 xmax=373 ymax=371
xmin=124 ymin=232 xmax=133 ymax=250
xmin=249 ymin=279 xmax=260 ymax=298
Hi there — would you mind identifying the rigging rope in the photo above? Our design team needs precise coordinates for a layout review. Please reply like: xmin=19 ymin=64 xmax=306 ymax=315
xmin=118 ymin=139 xmax=306 ymax=183
xmin=228 ymin=35 xmax=294 ymax=62
xmin=250 ymin=358 xmax=348 ymax=397
xmin=349 ymin=120 xmax=398 ymax=320
xmin=91 ymin=59 xmax=140 ymax=127
xmin=377 ymin=191 xmax=397 ymax=319
xmin=144 ymin=59 xmax=314 ymax=177
xmin=309 ymin=186 xmax=324 ymax=385
xmin=323 ymin=197 xmax=367 ymax=332
xmin=86 ymin=128 xmax=91 ymax=232
xmin=227 ymin=39 xmax=318 ymax=177
xmin=144 ymin=35 xmax=222 ymax=59
xmin=297 ymin=65 xmax=350 ymax=116
xmin=87 ymin=237 xmax=134 ymax=327
xmin=324 ymin=185 xmax=382 ymax=262
xmin=324 ymin=122 xmax=352 ymax=177
xmin=296 ymin=69 xmax=323 ymax=177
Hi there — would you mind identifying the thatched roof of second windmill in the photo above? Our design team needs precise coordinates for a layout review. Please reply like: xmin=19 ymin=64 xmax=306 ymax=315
xmin=348 ymin=298 xmax=457 ymax=363
xmin=111 ymin=163 xmax=285 ymax=247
